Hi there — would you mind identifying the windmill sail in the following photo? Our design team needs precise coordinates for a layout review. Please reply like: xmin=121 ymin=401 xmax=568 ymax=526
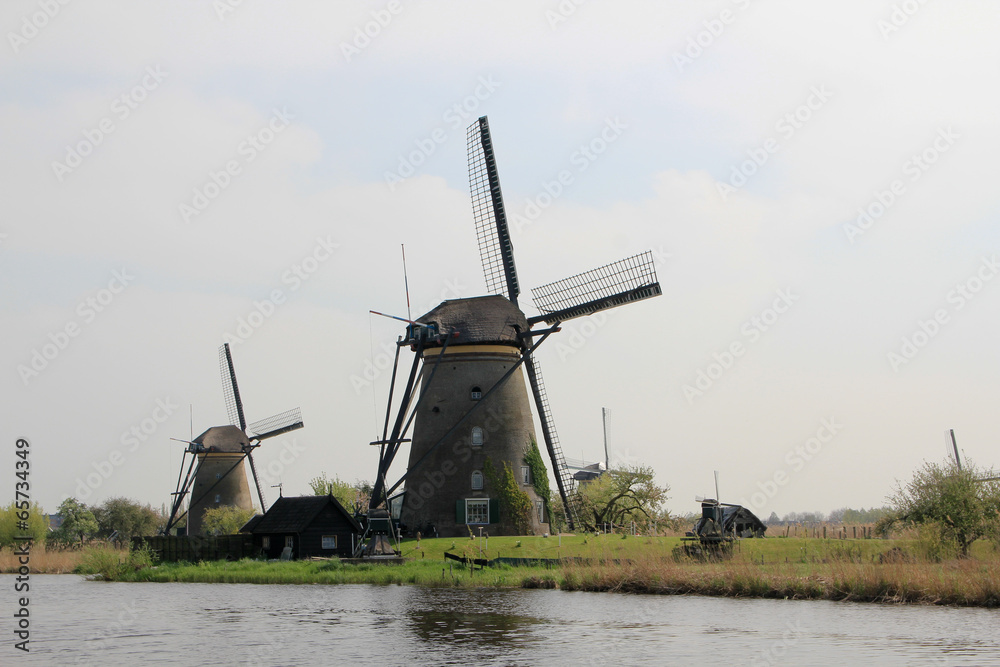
xmin=524 ymin=353 xmax=579 ymax=530
xmin=248 ymin=407 xmax=304 ymax=441
xmin=220 ymin=343 xmax=247 ymax=430
xmin=468 ymin=116 xmax=520 ymax=304
xmin=529 ymin=251 xmax=661 ymax=325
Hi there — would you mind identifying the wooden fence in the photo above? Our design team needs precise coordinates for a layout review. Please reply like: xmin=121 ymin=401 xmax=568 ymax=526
xmin=134 ymin=535 xmax=256 ymax=562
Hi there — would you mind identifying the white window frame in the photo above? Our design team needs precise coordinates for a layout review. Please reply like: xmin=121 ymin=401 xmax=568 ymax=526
xmin=285 ymin=536 xmax=294 ymax=549
xmin=470 ymin=386 xmax=482 ymax=400
xmin=466 ymin=498 xmax=489 ymax=525
xmin=261 ymin=536 xmax=270 ymax=549
xmin=521 ymin=466 xmax=531 ymax=485
xmin=536 ymin=500 xmax=545 ymax=524
xmin=471 ymin=471 xmax=484 ymax=490
xmin=471 ymin=426 xmax=484 ymax=447
xmin=321 ymin=535 xmax=337 ymax=550
xmin=214 ymin=494 xmax=221 ymax=503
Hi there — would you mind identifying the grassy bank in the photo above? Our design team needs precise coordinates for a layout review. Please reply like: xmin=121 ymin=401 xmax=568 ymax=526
xmin=8 ymin=535 xmax=1000 ymax=606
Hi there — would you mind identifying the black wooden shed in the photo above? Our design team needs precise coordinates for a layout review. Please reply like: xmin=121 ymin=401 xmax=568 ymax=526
xmin=245 ymin=495 xmax=362 ymax=559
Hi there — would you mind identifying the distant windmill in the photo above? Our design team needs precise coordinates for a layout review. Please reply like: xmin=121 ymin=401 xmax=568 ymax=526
xmin=366 ymin=116 xmax=661 ymax=538
xmin=164 ymin=344 xmax=304 ymax=535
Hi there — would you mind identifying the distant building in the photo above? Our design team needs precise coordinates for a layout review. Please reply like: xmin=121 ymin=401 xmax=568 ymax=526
xmin=572 ymin=462 xmax=606 ymax=484
xmin=244 ymin=495 xmax=362 ymax=559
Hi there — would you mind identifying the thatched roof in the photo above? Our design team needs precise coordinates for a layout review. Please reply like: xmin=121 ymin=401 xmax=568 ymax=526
xmin=192 ymin=425 xmax=249 ymax=453
xmin=418 ymin=295 xmax=526 ymax=347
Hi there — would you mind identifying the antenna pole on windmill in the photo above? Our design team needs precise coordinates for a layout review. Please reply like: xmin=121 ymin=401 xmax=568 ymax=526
xmin=602 ymin=407 xmax=610 ymax=471
xmin=402 ymin=244 xmax=412 ymax=323
xmin=714 ymin=470 xmax=721 ymax=502
xmin=950 ymin=429 xmax=963 ymax=470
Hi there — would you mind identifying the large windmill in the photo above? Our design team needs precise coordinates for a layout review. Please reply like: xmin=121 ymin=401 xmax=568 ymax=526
xmin=365 ymin=116 xmax=661 ymax=538
xmin=164 ymin=343 xmax=304 ymax=535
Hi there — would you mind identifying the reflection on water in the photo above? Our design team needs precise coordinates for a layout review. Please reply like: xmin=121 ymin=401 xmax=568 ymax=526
xmin=3 ymin=575 xmax=999 ymax=666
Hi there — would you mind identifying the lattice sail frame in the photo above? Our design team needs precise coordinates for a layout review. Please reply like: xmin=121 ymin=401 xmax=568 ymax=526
xmin=248 ymin=408 xmax=304 ymax=441
xmin=529 ymin=251 xmax=662 ymax=325
xmin=467 ymin=117 xmax=520 ymax=303
xmin=219 ymin=344 xmax=246 ymax=430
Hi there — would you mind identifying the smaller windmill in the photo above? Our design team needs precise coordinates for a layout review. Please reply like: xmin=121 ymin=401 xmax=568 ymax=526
xmin=164 ymin=344 xmax=304 ymax=535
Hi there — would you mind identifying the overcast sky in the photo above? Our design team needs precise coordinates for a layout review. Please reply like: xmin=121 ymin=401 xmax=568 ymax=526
xmin=2 ymin=1 xmax=998 ymax=521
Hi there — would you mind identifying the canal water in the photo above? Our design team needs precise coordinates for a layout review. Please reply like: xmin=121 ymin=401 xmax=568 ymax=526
xmin=3 ymin=575 xmax=999 ymax=665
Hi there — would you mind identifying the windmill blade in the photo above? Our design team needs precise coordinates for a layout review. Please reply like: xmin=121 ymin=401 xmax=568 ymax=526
xmin=246 ymin=451 xmax=268 ymax=513
xmin=219 ymin=343 xmax=247 ymax=430
xmin=523 ymin=351 xmax=579 ymax=531
xmin=467 ymin=116 xmax=520 ymax=304
xmin=528 ymin=251 xmax=662 ymax=325
xmin=247 ymin=407 xmax=304 ymax=441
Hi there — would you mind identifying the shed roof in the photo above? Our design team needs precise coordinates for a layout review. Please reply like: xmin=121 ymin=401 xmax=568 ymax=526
xmin=418 ymin=295 xmax=526 ymax=347
xmin=250 ymin=495 xmax=362 ymax=534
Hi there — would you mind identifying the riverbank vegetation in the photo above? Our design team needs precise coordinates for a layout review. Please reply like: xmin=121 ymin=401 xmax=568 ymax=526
xmin=14 ymin=532 xmax=997 ymax=607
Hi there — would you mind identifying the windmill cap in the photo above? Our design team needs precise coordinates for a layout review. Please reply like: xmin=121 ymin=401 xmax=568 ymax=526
xmin=417 ymin=295 xmax=527 ymax=347
xmin=192 ymin=425 xmax=250 ymax=453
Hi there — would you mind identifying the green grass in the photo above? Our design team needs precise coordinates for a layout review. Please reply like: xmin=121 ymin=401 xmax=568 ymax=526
xmin=93 ymin=534 xmax=1000 ymax=606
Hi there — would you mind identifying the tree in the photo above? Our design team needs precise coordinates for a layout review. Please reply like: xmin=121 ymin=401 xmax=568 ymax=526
xmin=201 ymin=505 xmax=256 ymax=536
xmin=0 ymin=502 xmax=48 ymax=548
xmin=54 ymin=497 xmax=98 ymax=544
xmin=766 ymin=511 xmax=781 ymax=526
xmin=93 ymin=497 xmax=163 ymax=545
xmin=575 ymin=464 xmax=668 ymax=532
xmin=309 ymin=472 xmax=371 ymax=512
xmin=878 ymin=458 xmax=1000 ymax=558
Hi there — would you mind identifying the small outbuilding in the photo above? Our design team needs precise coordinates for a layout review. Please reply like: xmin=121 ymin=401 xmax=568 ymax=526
xmin=245 ymin=495 xmax=362 ymax=559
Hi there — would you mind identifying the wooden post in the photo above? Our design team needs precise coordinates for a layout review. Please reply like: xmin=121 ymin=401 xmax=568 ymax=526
xmin=822 ymin=526 xmax=826 ymax=539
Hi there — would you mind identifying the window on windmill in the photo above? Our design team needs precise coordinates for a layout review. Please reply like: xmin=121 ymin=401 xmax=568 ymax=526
xmin=536 ymin=500 xmax=545 ymax=524
xmin=214 ymin=494 xmax=221 ymax=503
xmin=466 ymin=499 xmax=489 ymax=524
xmin=471 ymin=471 xmax=484 ymax=490
xmin=470 ymin=386 xmax=482 ymax=400
xmin=322 ymin=535 xmax=337 ymax=550
xmin=215 ymin=473 xmax=222 ymax=480
xmin=471 ymin=427 xmax=484 ymax=447
xmin=521 ymin=466 xmax=531 ymax=485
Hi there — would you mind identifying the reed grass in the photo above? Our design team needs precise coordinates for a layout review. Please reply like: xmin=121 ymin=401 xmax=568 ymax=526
xmin=0 ymin=544 xmax=91 ymax=574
